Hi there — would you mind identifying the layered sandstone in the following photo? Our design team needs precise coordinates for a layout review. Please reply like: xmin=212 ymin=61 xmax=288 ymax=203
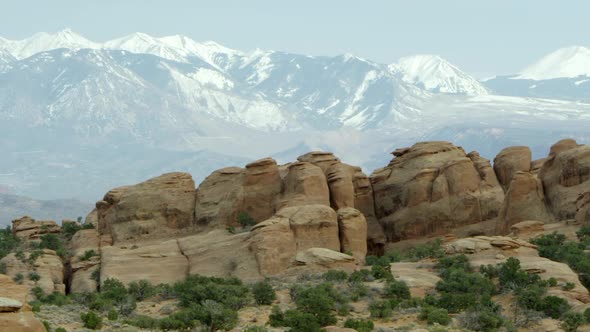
xmin=493 ymin=146 xmax=532 ymax=191
xmin=11 ymin=216 xmax=60 ymax=240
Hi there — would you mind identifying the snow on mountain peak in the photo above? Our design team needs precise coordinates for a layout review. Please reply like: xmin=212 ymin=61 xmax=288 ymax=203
xmin=516 ymin=46 xmax=590 ymax=80
xmin=5 ymin=29 xmax=99 ymax=59
xmin=391 ymin=54 xmax=488 ymax=95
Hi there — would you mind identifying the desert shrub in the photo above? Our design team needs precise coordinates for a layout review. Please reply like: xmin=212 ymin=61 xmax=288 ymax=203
xmin=100 ymin=278 xmax=127 ymax=303
xmin=0 ymin=226 xmax=20 ymax=259
xmin=44 ymin=291 xmax=70 ymax=306
xmin=38 ymin=234 xmax=62 ymax=251
xmin=584 ymin=307 xmax=590 ymax=322
xmin=385 ymin=278 xmax=411 ymax=300
xmin=243 ymin=326 xmax=269 ymax=332
xmin=55 ymin=328 xmax=67 ymax=332
xmin=89 ymin=296 xmax=113 ymax=312
xmin=548 ymin=277 xmax=558 ymax=287
xmin=79 ymin=249 xmax=98 ymax=261
xmin=158 ymin=316 xmax=187 ymax=330
xmin=193 ymin=300 xmax=239 ymax=331
xmin=369 ymin=300 xmax=393 ymax=318
xmin=126 ymin=315 xmax=158 ymax=329
xmin=458 ymin=301 xmax=509 ymax=331
xmin=419 ymin=306 xmax=451 ymax=325
xmin=62 ymin=222 xmax=82 ymax=239
xmin=173 ymin=275 xmax=249 ymax=310
xmin=479 ymin=264 xmax=500 ymax=279
xmin=435 ymin=268 xmax=495 ymax=312
xmin=268 ymin=305 xmax=285 ymax=327
xmin=406 ymin=238 xmax=445 ymax=261
xmin=14 ymin=272 xmax=24 ymax=284
xmin=498 ymin=257 xmax=542 ymax=291
xmin=31 ymin=301 xmax=41 ymax=312
xmin=252 ymin=280 xmax=276 ymax=305
xmin=371 ymin=264 xmax=393 ymax=281
xmin=348 ymin=269 xmax=372 ymax=283
xmin=365 ymin=255 xmax=390 ymax=267
xmin=291 ymin=283 xmax=340 ymax=326
xmin=323 ymin=269 xmax=348 ymax=282
xmin=0 ymin=262 xmax=6 ymax=274
xmin=539 ymin=295 xmax=570 ymax=319
xmin=281 ymin=309 xmax=322 ymax=332
xmin=561 ymin=312 xmax=585 ymax=332
xmin=563 ymin=282 xmax=576 ymax=291
xmin=28 ymin=271 xmax=40 ymax=281
xmin=237 ymin=212 xmax=256 ymax=228
xmin=90 ymin=269 xmax=100 ymax=283
xmin=107 ymin=309 xmax=119 ymax=321
xmin=348 ymin=281 xmax=369 ymax=301
xmin=81 ymin=311 xmax=103 ymax=329
xmin=576 ymin=225 xmax=590 ymax=242
xmin=42 ymin=321 xmax=51 ymax=331
xmin=127 ymin=279 xmax=156 ymax=301
xmin=344 ymin=318 xmax=374 ymax=332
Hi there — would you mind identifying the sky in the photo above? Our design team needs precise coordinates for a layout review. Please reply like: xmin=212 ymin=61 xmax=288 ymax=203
xmin=1 ymin=0 xmax=589 ymax=78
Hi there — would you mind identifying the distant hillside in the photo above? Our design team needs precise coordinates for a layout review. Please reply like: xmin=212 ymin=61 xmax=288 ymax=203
xmin=0 ymin=194 xmax=92 ymax=226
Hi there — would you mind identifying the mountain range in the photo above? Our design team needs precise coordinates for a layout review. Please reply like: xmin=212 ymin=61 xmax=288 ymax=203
xmin=1 ymin=29 xmax=589 ymax=224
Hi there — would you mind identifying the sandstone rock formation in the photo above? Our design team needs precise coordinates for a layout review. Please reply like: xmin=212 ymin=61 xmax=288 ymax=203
xmin=0 ymin=250 xmax=65 ymax=295
xmin=540 ymin=139 xmax=590 ymax=219
xmin=337 ymin=208 xmax=367 ymax=263
xmin=69 ymin=229 xmax=100 ymax=293
xmin=496 ymin=171 xmax=552 ymax=234
xmin=277 ymin=162 xmax=329 ymax=210
xmin=577 ymin=192 xmax=590 ymax=224
xmin=194 ymin=167 xmax=244 ymax=227
xmin=371 ymin=141 xmax=504 ymax=241
xmin=493 ymin=146 xmax=532 ymax=191
xmin=96 ymin=172 xmax=196 ymax=243
xmin=11 ymin=216 xmax=60 ymax=240
xmin=0 ymin=275 xmax=46 ymax=332
xmin=294 ymin=248 xmax=355 ymax=270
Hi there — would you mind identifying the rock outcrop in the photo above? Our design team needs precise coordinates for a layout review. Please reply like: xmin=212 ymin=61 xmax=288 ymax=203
xmin=11 ymin=216 xmax=60 ymax=240
xmin=577 ymin=192 xmax=590 ymax=224
xmin=540 ymin=139 xmax=590 ymax=219
xmin=371 ymin=141 xmax=504 ymax=241
xmin=337 ymin=208 xmax=367 ymax=263
xmin=96 ymin=172 xmax=196 ymax=243
xmin=194 ymin=167 xmax=244 ymax=227
xmin=0 ymin=250 xmax=65 ymax=295
xmin=69 ymin=229 xmax=101 ymax=293
xmin=0 ymin=275 xmax=46 ymax=332
xmin=496 ymin=171 xmax=552 ymax=234
xmin=493 ymin=146 xmax=532 ymax=191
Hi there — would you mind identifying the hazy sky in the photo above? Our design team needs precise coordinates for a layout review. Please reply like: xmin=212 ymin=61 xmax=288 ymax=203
xmin=1 ymin=0 xmax=589 ymax=78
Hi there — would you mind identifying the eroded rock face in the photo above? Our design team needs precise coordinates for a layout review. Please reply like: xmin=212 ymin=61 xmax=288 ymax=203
xmin=337 ymin=208 xmax=367 ymax=263
xmin=493 ymin=146 xmax=532 ymax=192
xmin=69 ymin=229 xmax=100 ymax=293
xmin=242 ymin=158 xmax=282 ymax=222
xmin=195 ymin=167 xmax=244 ymax=227
xmin=540 ymin=140 xmax=590 ymax=220
xmin=11 ymin=216 xmax=60 ymax=240
xmin=96 ymin=172 xmax=196 ymax=243
xmin=577 ymin=192 xmax=590 ymax=224
xmin=497 ymin=172 xmax=552 ymax=234
xmin=277 ymin=205 xmax=340 ymax=252
xmin=0 ymin=250 xmax=65 ymax=295
xmin=100 ymin=239 xmax=188 ymax=286
xmin=294 ymin=248 xmax=355 ymax=270
xmin=249 ymin=217 xmax=297 ymax=276
xmin=371 ymin=141 xmax=504 ymax=241
xmin=0 ymin=275 xmax=46 ymax=332
xmin=352 ymin=167 xmax=386 ymax=255
xmin=277 ymin=162 xmax=329 ymax=210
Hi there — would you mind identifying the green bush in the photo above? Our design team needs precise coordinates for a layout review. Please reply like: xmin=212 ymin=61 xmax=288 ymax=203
xmin=81 ymin=311 xmax=103 ymax=329
xmin=173 ymin=275 xmax=249 ymax=310
xmin=55 ymin=328 xmax=67 ymax=332
xmin=344 ymin=318 xmax=374 ymax=332
xmin=14 ymin=272 xmax=24 ymax=284
xmin=385 ymin=279 xmax=411 ymax=300
xmin=348 ymin=281 xmax=369 ymax=301
xmin=42 ymin=320 xmax=51 ymax=331
xmin=369 ymin=300 xmax=392 ymax=318
xmin=62 ymin=222 xmax=82 ymax=239
xmin=243 ymin=326 xmax=269 ymax=332
xmin=323 ymin=269 xmax=348 ymax=282
xmin=107 ymin=309 xmax=119 ymax=321
xmin=281 ymin=309 xmax=322 ymax=332
xmin=576 ymin=225 xmax=590 ymax=242
xmin=0 ymin=226 xmax=20 ymax=259
xmin=237 ymin=212 xmax=256 ymax=228
xmin=584 ymin=307 xmax=590 ymax=323
xmin=126 ymin=315 xmax=158 ymax=329
xmin=101 ymin=278 xmax=128 ymax=303
xmin=563 ymin=282 xmax=576 ymax=291
xmin=127 ymin=279 xmax=156 ymax=301
xmin=39 ymin=234 xmax=62 ymax=251
xmin=27 ymin=249 xmax=43 ymax=264
xmin=548 ymin=277 xmax=558 ymax=287
xmin=539 ymin=295 xmax=570 ymax=319
xmin=371 ymin=264 xmax=393 ymax=281
xmin=79 ymin=249 xmax=98 ymax=261
xmin=292 ymin=283 xmax=339 ymax=326
xmin=31 ymin=301 xmax=41 ymax=312
xmin=348 ymin=269 xmax=372 ymax=283
xmin=0 ymin=262 xmax=6 ymax=274
xmin=419 ymin=306 xmax=451 ymax=325
xmin=28 ymin=271 xmax=41 ymax=281
xmin=561 ymin=312 xmax=585 ymax=332
xmin=268 ymin=305 xmax=285 ymax=327
xmin=252 ymin=280 xmax=276 ymax=305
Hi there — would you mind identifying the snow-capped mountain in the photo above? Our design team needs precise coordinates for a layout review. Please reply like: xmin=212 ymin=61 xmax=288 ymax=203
xmin=516 ymin=46 xmax=590 ymax=80
xmin=390 ymin=55 xmax=488 ymax=95
xmin=483 ymin=46 xmax=590 ymax=101
xmin=1 ymin=30 xmax=590 ymax=205
xmin=1 ymin=28 xmax=98 ymax=59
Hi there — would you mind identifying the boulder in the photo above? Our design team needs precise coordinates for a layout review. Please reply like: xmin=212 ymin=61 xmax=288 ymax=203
xmin=277 ymin=162 xmax=330 ymax=209
xmin=96 ymin=172 xmax=196 ymax=243
xmin=249 ymin=217 xmax=297 ymax=276
xmin=0 ymin=297 xmax=22 ymax=312
xmin=510 ymin=220 xmax=545 ymax=236
xmin=337 ymin=208 xmax=367 ymax=263
xmin=493 ymin=146 xmax=532 ymax=191
xmin=540 ymin=140 xmax=590 ymax=219
xmin=195 ymin=167 xmax=244 ymax=227
xmin=276 ymin=205 xmax=340 ymax=252
xmin=100 ymin=239 xmax=188 ymax=286
xmin=242 ymin=158 xmax=282 ymax=222
xmin=577 ymin=192 xmax=590 ymax=224
xmin=294 ymin=248 xmax=355 ymax=269
xmin=371 ymin=141 xmax=504 ymax=241
xmin=11 ymin=216 xmax=60 ymax=240
xmin=496 ymin=172 xmax=552 ymax=234
xmin=326 ymin=163 xmax=355 ymax=210
xmin=297 ymin=151 xmax=340 ymax=173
